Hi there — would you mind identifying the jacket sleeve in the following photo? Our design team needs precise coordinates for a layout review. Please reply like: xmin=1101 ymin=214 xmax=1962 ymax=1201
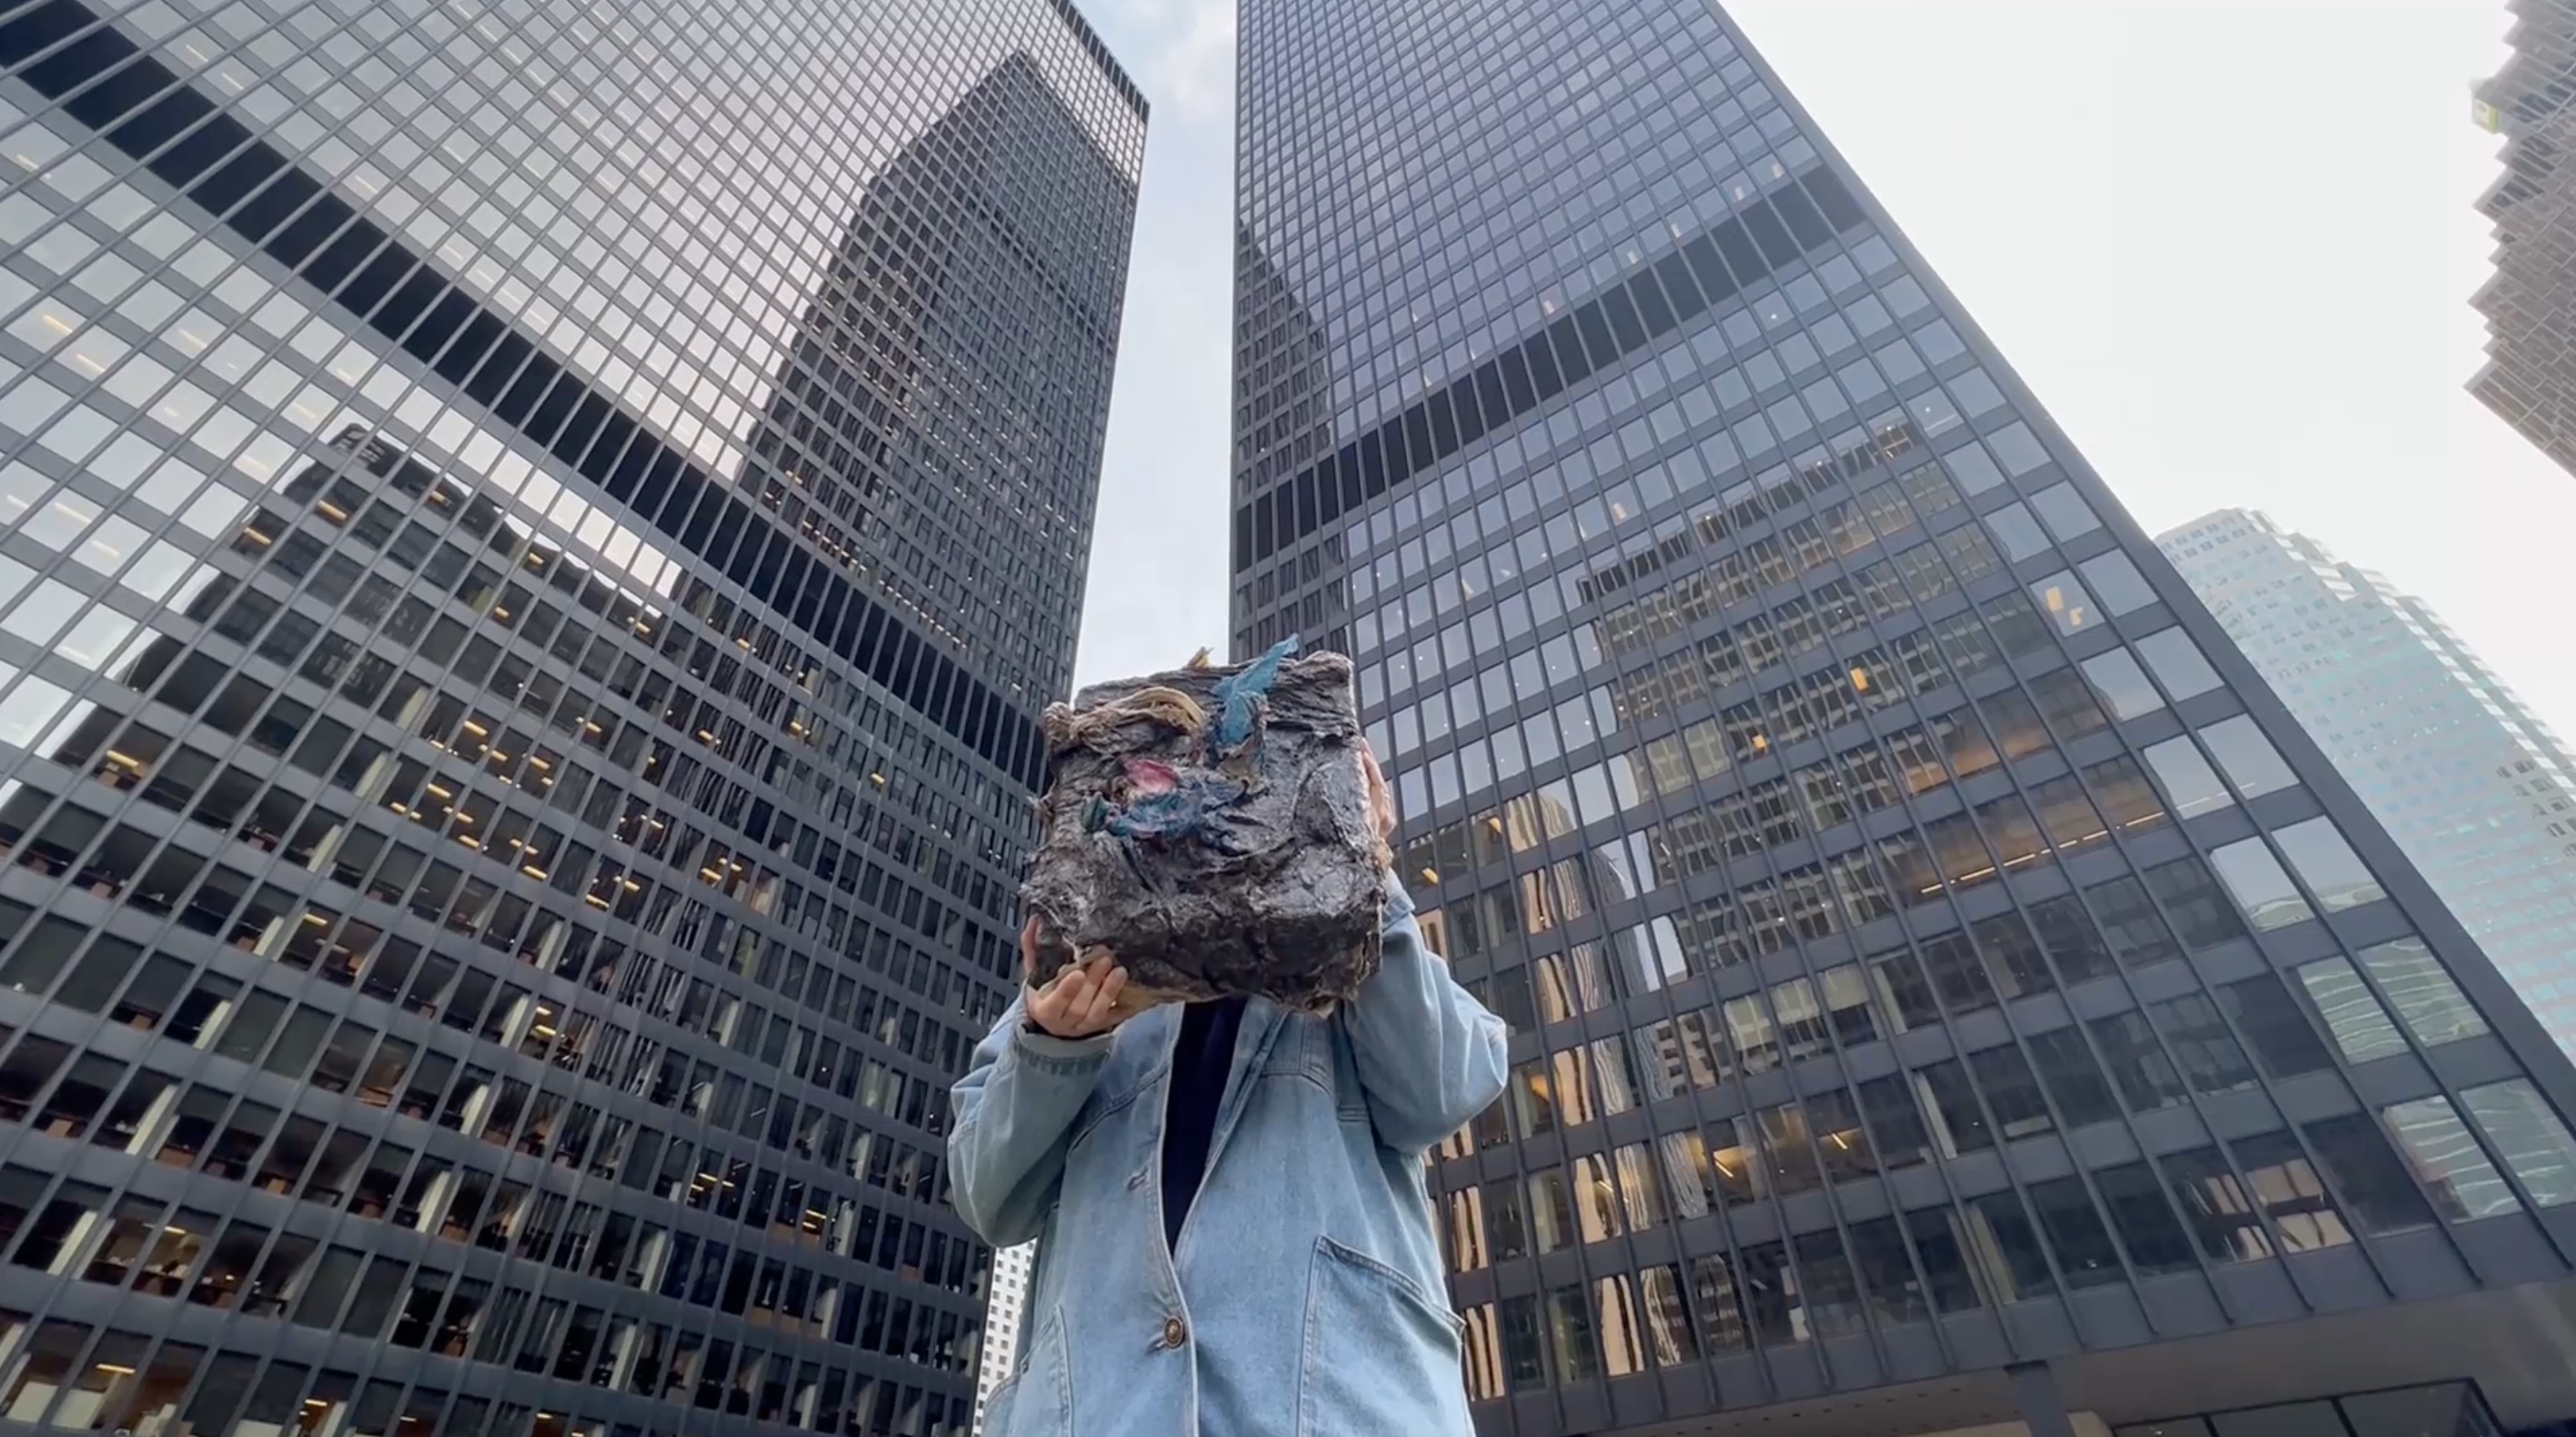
xmin=1340 ymin=875 xmax=1512 ymax=1154
xmin=946 ymin=997 xmax=1114 ymax=1247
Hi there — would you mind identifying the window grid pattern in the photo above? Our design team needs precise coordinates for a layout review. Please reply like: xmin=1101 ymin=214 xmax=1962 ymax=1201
xmin=0 ymin=0 xmax=1145 ymax=1431
xmin=1230 ymin=0 xmax=2576 ymax=1428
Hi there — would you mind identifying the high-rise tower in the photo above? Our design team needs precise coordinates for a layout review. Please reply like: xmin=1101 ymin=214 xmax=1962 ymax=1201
xmin=0 ymin=0 xmax=1142 ymax=1431
xmin=2474 ymin=0 xmax=2576 ymax=481
xmin=2161 ymin=510 xmax=2576 ymax=1051
xmin=1231 ymin=2 xmax=2576 ymax=1433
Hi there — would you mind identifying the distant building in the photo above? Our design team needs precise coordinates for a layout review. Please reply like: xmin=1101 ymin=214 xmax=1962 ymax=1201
xmin=973 ymin=1243 xmax=1035 ymax=1436
xmin=2162 ymin=510 xmax=2576 ymax=1046
xmin=2473 ymin=0 xmax=2576 ymax=479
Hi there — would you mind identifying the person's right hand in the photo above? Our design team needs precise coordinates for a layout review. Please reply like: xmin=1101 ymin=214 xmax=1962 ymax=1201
xmin=1021 ymin=917 xmax=1153 ymax=1039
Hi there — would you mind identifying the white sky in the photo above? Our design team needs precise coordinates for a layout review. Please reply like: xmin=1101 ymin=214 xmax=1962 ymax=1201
xmin=1070 ymin=0 xmax=2576 ymax=740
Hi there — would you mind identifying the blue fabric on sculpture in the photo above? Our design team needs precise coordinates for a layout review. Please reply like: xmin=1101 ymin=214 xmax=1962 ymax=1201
xmin=1102 ymin=770 xmax=1250 ymax=841
xmin=1207 ymin=635 xmax=1298 ymax=754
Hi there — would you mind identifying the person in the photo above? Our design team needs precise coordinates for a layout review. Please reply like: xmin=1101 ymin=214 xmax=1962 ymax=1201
xmin=949 ymin=745 xmax=1509 ymax=1436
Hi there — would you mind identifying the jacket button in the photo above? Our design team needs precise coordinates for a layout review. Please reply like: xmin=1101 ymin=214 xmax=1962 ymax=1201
xmin=1161 ymin=1315 xmax=1187 ymax=1349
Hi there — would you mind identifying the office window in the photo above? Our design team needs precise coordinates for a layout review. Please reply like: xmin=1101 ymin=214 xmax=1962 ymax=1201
xmin=1688 ymin=1254 xmax=1751 ymax=1355
xmin=1593 ymin=1274 xmax=1647 ymax=1378
xmin=2026 ymin=1027 xmax=2120 ymax=1127
xmin=1807 ymin=1088 xmax=1877 ymax=1183
xmin=2142 ymin=736 xmax=2232 ymax=820
xmin=2090 ymin=1010 xmax=2188 ymax=1112
xmin=1501 ymin=1295 xmax=1547 ymax=1392
xmin=1904 ymin=1206 xmax=1990 ymax=1313
xmin=1968 ymin=1191 xmax=2055 ymax=1300
xmin=1869 ymin=945 xmax=1941 ymax=1032
xmin=1917 ymin=1060 xmax=1993 ymax=1156
xmin=2078 ymin=551 xmax=2155 ymax=615
xmin=1739 ymin=1241 xmax=1803 ymax=1347
xmin=2024 ymin=483 xmax=2099 ymax=542
xmin=1464 ymin=1303 xmax=1507 ymax=1401
xmin=1708 ymin=1119 xmax=1761 ymax=1204
xmin=1793 ymin=1229 xmax=1867 ymax=1339
xmin=2134 ymin=628 xmax=2222 ymax=700
xmin=1986 ymin=505 xmax=2051 ymax=562
xmin=2029 ymin=570 xmax=2097 ymax=637
xmin=2225 ymin=1131 xmax=2352 ymax=1252
xmin=2199 ymin=716 xmax=2297 ymax=798
xmin=2079 ymin=650 xmax=2164 ymax=721
xmin=2374 ymin=1101 xmax=2514 ymax=1222
xmin=2217 ymin=974 xmax=2333 ymax=1079
xmin=2273 ymin=818 xmax=2386 ymax=915
xmin=2459 ymin=1080 xmax=2576 ymax=1209
xmin=1638 ymin=1264 xmax=1698 ymax=1368
xmin=2094 ymin=1161 xmax=2196 ymax=1276
xmin=1545 ymin=1287 xmax=1607 ymax=1390
xmin=2026 ymin=894 xmax=2119 ymax=983
xmin=2208 ymin=837 xmax=2315 ymax=932
xmin=2142 ymin=855 xmax=2246 ymax=950
xmin=1615 ymin=1144 xmax=1671 ymax=1231
xmin=2146 ymin=993 xmax=2257 ymax=1096
xmin=1970 ymin=912 xmax=2057 ymax=998
xmin=2028 ymin=1176 xmax=2123 ymax=1289
xmin=1918 ymin=933 xmax=1997 ymax=1016
xmin=1966 ymin=1044 xmax=2055 ymax=1141
xmin=2082 ymin=877 xmax=2180 ymax=972
xmin=2354 ymin=937 xmax=2489 ymax=1047
xmin=1573 ymin=1154 xmax=1625 ymax=1244
xmin=2295 ymin=957 xmax=2409 ymax=1063
xmin=1484 ymin=1180 xmax=1530 ymax=1261
xmin=2163 ymin=1146 xmax=2273 ymax=1263
xmin=1529 ymin=1170 xmax=1576 ymax=1255
xmin=1847 ymin=1216 xmax=1930 ymax=1325
xmin=1860 ymin=1073 xmax=1935 ymax=1169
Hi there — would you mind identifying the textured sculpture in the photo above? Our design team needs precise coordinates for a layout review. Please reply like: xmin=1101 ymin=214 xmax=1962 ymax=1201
xmin=1020 ymin=640 xmax=1386 ymax=1013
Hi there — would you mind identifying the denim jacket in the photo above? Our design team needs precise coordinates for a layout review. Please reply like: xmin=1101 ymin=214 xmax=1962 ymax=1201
xmin=948 ymin=880 xmax=1508 ymax=1437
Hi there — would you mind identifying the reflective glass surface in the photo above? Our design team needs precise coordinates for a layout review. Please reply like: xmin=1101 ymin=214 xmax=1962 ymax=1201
xmin=1230 ymin=0 xmax=2576 ymax=1424
xmin=0 ymin=0 xmax=1146 ymax=1431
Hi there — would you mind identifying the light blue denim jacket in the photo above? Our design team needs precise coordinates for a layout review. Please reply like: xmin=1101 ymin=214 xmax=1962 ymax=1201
xmin=949 ymin=879 xmax=1508 ymax=1437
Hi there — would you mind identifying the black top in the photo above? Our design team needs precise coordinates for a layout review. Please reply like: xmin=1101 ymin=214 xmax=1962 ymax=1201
xmin=1160 ymin=995 xmax=1249 ymax=1250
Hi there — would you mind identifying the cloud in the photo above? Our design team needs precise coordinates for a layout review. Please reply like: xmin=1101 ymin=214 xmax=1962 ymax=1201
xmin=1097 ymin=0 xmax=1237 ymax=122
xmin=1153 ymin=0 xmax=1235 ymax=121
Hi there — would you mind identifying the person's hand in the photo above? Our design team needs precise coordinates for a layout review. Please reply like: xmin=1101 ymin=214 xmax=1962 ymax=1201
xmin=1356 ymin=740 xmax=1396 ymax=846
xmin=1021 ymin=917 xmax=1153 ymax=1039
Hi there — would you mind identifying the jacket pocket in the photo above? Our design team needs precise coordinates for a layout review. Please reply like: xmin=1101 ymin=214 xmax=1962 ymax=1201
xmin=1296 ymin=1237 xmax=1469 ymax=1437
xmin=988 ymin=1303 xmax=1072 ymax=1437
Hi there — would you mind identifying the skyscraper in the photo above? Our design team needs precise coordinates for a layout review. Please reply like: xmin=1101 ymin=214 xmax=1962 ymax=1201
xmin=2161 ymin=510 xmax=2576 ymax=1050
xmin=1232 ymin=2 xmax=2576 ymax=1433
xmin=970 ymin=1242 xmax=1032 ymax=1437
xmin=0 ymin=0 xmax=1141 ymax=1431
xmin=2473 ymin=0 xmax=2576 ymax=480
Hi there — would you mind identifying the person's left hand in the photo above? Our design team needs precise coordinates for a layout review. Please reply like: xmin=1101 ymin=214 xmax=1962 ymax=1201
xmin=1357 ymin=740 xmax=1396 ymax=846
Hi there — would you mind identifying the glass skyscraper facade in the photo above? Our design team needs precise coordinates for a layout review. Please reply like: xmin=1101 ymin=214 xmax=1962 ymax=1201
xmin=0 ymin=0 xmax=1142 ymax=1432
xmin=2474 ymin=0 xmax=2576 ymax=482
xmin=2160 ymin=510 xmax=2576 ymax=1052
xmin=1231 ymin=1 xmax=2576 ymax=1433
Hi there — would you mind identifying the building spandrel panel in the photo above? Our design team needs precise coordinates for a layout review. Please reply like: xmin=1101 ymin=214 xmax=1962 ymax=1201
xmin=1233 ymin=1 xmax=2576 ymax=1433
xmin=0 ymin=0 xmax=1142 ymax=1431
